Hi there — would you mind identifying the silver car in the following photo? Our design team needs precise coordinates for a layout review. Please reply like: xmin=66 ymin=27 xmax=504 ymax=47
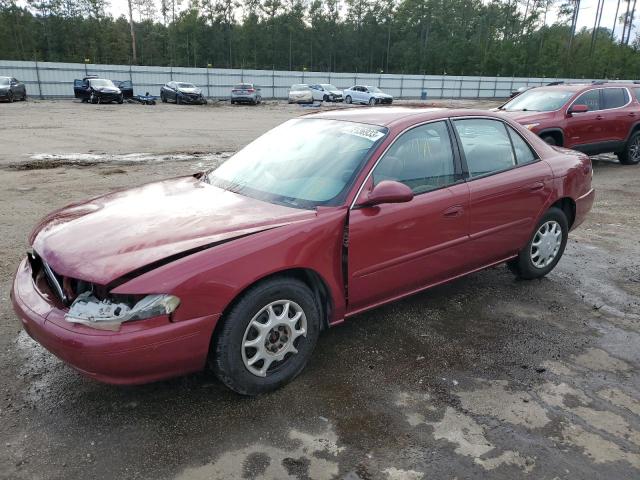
xmin=231 ymin=83 xmax=262 ymax=105
xmin=309 ymin=84 xmax=343 ymax=102
xmin=343 ymin=85 xmax=393 ymax=105
xmin=288 ymin=84 xmax=314 ymax=104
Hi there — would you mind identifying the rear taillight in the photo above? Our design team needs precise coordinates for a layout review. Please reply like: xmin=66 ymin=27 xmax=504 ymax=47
xmin=247 ymin=89 xmax=255 ymax=93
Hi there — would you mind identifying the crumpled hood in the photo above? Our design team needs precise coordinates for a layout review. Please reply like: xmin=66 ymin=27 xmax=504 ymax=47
xmin=374 ymin=93 xmax=392 ymax=99
xmin=179 ymin=87 xmax=201 ymax=94
xmin=96 ymin=87 xmax=121 ymax=94
xmin=31 ymin=176 xmax=315 ymax=285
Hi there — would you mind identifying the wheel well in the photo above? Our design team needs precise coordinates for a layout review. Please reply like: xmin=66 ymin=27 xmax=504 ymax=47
xmin=551 ymin=197 xmax=576 ymax=229
xmin=216 ymin=268 xmax=333 ymax=334
xmin=540 ymin=130 xmax=563 ymax=147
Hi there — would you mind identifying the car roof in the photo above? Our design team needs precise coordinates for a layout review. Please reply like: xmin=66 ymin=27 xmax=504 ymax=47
xmin=306 ymin=107 xmax=506 ymax=127
xmin=527 ymin=82 xmax=637 ymax=93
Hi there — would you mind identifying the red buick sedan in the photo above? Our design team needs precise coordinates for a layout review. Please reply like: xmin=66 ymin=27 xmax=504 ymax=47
xmin=11 ymin=108 xmax=595 ymax=395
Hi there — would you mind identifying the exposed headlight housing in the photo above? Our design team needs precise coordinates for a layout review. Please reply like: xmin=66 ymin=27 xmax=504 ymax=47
xmin=66 ymin=292 xmax=180 ymax=331
xmin=524 ymin=123 xmax=540 ymax=130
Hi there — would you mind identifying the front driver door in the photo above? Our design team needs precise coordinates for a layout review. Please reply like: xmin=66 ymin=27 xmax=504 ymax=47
xmin=347 ymin=120 xmax=470 ymax=313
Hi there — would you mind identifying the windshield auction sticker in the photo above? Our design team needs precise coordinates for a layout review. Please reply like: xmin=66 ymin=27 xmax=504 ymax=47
xmin=343 ymin=126 xmax=385 ymax=142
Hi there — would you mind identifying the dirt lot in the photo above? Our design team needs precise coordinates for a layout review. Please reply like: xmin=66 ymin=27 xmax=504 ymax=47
xmin=0 ymin=99 xmax=639 ymax=480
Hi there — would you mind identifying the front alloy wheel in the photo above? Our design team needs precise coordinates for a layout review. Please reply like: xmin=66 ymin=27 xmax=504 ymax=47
xmin=369 ymin=97 xmax=376 ymax=106
xmin=241 ymin=300 xmax=307 ymax=377
xmin=211 ymin=277 xmax=320 ymax=395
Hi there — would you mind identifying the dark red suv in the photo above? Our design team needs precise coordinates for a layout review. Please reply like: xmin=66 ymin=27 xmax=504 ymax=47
xmin=497 ymin=82 xmax=640 ymax=165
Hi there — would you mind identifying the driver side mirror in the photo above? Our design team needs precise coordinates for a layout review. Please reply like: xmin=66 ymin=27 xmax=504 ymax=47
xmin=569 ymin=104 xmax=589 ymax=115
xmin=358 ymin=180 xmax=414 ymax=207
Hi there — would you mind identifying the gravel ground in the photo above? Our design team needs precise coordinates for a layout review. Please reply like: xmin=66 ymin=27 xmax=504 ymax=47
xmin=0 ymin=99 xmax=639 ymax=480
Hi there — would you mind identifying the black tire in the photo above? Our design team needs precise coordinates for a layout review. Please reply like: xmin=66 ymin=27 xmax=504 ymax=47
xmin=508 ymin=207 xmax=568 ymax=280
xmin=117 ymin=95 xmax=124 ymax=104
xmin=176 ymin=95 xmax=182 ymax=105
xmin=541 ymin=135 xmax=558 ymax=146
xmin=616 ymin=131 xmax=640 ymax=165
xmin=90 ymin=93 xmax=98 ymax=104
xmin=323 ymin=94 xmax=329 ymax=102
xmin=211 ymin=277 xmax=321 ymax=396
xmin=369 ymin=97 xmax=376 ymax=106
xmin=7 ymin=91 xmax=14 ymax=103
xmin=345 ymin=95 xmax=352 ymax=104
xmin=161 ymin=94 xmax=167 ymax=103
xmin=21 ymin=92 xmax=26 ymax=101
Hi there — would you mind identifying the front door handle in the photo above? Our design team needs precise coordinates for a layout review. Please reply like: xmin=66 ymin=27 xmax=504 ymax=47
xmin=595 ymin=115 xmax=603 ymax=120
xmin=529 ymin=182 xmax=544 ymax=192
xmin=443 ymin=205 xmax=464 ymax=217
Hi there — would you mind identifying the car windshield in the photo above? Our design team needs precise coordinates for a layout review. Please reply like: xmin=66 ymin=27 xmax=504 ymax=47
xmin=320 ymin=84 xmax=338 ymax=91
xmin=89 ymin=79 xmax=116 ymax=88
xmin=367 ymin=86 xmax=382 ymax=93
xmin=501 ymin=89 xmax=574 ymax=111
xmin=291 ymin=84 xmax=309 ymax=91
xmin=208 ymin=119 xmax=387 ymax=208
xmin=177 ymin=83 xmax=196 ymax=88
xmin=0 ymin=77 xmax=10 ymax=86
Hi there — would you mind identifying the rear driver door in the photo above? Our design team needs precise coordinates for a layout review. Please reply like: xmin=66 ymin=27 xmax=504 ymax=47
xmin=452 ymin=117 xmax=553 ymax=268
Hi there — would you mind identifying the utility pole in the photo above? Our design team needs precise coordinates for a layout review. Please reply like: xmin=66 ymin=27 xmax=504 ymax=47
xmin=127 ymin=0 xmax=137 ymax=64
xmin=590 ymin=0 xmax=604 ymax=56
xmin=567 ymin=0 xmax=580 ymax=56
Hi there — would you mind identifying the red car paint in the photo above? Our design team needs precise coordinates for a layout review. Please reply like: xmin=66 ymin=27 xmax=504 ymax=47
xmin=11 ymin=108 xmax=595 ymax=385
xmin=499 ymin=82 xmax=640 ymax=155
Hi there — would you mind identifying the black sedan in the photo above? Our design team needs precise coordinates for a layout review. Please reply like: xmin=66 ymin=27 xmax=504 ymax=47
xmin=0 ymin=76 xmax=27 ymax=102
xmin=160 ymin=81 xmax=207 ymax=105
xmin=73 ymin=77 xmax=124 ymax=104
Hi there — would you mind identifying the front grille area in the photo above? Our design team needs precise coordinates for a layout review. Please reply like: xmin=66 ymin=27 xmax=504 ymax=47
xmin=28 ymin=251 xmax=100 ymax=305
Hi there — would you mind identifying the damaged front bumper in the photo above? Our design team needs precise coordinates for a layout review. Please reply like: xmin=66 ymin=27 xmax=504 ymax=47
xmin=11 ymin=257 xmax=219 ymax=385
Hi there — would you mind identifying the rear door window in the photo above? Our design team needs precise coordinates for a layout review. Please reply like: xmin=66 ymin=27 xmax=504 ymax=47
xmin=602 ymin=88 xmax=629 ymax=109
xmin=573 ymin=89 xmax=600 ymax=111
xmin=454 ymin=119 xmax=516 ymax=177
xmin=507 ymin=126 xmax=537 ymax=165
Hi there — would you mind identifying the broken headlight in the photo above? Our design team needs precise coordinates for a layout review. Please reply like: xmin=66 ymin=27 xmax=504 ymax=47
xmin=65 ymin=292 xmax=180 ymax=331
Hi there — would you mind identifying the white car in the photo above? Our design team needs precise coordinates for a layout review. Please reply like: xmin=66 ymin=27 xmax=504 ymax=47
xmin=309 ymin=84 xmax=343 ymax=102
xmin=231 ymin=83 xmax=262 ymax=105
xmin=288 ymin=84 xmax=314 ymax=104
xmin=343 ymin=85 xmax=393 ymax=106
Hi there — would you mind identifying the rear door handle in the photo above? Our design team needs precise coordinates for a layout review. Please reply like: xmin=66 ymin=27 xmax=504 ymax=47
xmin=629 ymin=112 xmax=636 ymax=117
xmin=595 ymin=115 xmax=603 ymax=120
xmin=443 ymin=205 xmax=464 ymax=217
xmin=529 ymin=182 xmax=544 ymax=192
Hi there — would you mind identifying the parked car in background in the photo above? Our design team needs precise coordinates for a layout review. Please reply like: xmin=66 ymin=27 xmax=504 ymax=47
xmin=288 ymin=84 xmax=314 ymax=104
xmin=74 ymin=76 xmax=124 ymax=104
xmin=12 ymin=108 xmax=594 ymax=395
xmin=509 ymin=86 xmax=533 ymax=98
xmin=112 ymin=80 xmax=134 ymax=99
xmin=344 ymin=85 xmax=393 ymax=105
xmin=160 ymin=81 xmax=207 ymax=105
xmin=309 ymin=84 xmax=343 ymax=102
xmin=497 ymin=82 xmax=640 ymax=165
xmin=231 ymin=83 xmax=262 ymax=105
xmin=0 ymin=76 xmax=27 ymax=102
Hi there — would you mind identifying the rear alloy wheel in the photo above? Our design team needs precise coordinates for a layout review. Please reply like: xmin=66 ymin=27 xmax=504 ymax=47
xmin=369 ymin=97 xmax=376 ymax=106
xmin=323 ymin=94 xmax=329 ymax=102
xmin=211 ymin=277 xmax=320 ymax=395
xmin=508 ymin=207 xmax=568 ymax=280
xmin=345 ymin=95 xmax=352 ymax=104
xmin=617 ymin=131 xmax=640 ymax=165
xmin=7 ymin=91 xmax=14 ymax=103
